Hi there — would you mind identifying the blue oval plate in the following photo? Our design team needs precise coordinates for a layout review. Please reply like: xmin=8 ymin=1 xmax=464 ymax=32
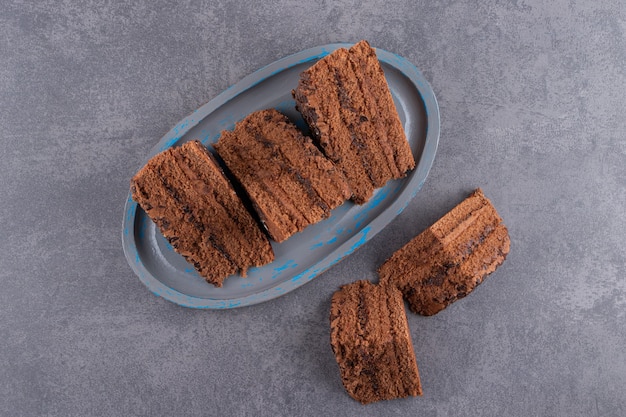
xmin=122 ymin=43 xmax=440 ymax=309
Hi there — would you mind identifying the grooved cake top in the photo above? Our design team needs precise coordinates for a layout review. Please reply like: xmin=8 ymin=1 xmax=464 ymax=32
xmin=130 ymin=140 xmax=274 ymax=287
xmin=214 ymin=109 xmax=351 ymax=242
xmin=293 ymin=40 xmax=416 ymax=204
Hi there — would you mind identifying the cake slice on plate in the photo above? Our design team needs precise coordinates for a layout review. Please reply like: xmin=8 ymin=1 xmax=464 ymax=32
xmin=130 ymin=140 xmax=274 ymax=287
xmin=214 ymin=109 xmax=351 ymax=242
xmin=293 ymin=40 xmax=415 ymax=204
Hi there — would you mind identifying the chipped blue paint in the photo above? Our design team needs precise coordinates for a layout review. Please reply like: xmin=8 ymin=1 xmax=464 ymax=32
xmin=324 ymin=226 xmax=373 ymax=270
xmin=310 ymin=241 xmax=324 ymax=250
xmin=347 ymin=226 xmax=371 ymax=255
xmin=273 ymin=259 xmax=297 ymax=272
xmin=123 ymin=197 xmax=136 ymax=236
xmin=307 ymin=268 xmax=322 ymax=281
xmin=290 ymin=265 xmax=321 ymax=285
xmin=272 ymin=259 xmax=298 ymax=279
xmin=158 ymin=136 xmax=182 ymax=152
xmin=352 ymin=187 xmax=391 ymax=229
xmin=121 ymin=42 xmax=439 ymax=309
xmin=136 ymin=216 xmax=148 ymax=239
xmin=200 ymin=132 xmax=212 ymax=144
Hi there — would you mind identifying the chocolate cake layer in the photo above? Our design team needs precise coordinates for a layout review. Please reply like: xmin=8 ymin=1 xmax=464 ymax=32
xmin=330 ymin=280 xmax=422 ymax=404
xmin=293 ymin=40 xmax=415 ymax=204
xmin=214 ymin=109 xmax=351 ymax=242
xmin=130 ymin=140 xmax=274 ymax=287
xmin=378 ymin=189 xmax=510 ymax=315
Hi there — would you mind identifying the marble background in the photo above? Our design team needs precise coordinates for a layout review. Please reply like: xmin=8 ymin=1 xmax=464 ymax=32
xmin=1 ymin=1 xmax=624 ymax=416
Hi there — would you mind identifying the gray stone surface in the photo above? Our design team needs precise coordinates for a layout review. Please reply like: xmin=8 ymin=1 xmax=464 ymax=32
xmin=1 ymin=0 xmax=624 ymax=416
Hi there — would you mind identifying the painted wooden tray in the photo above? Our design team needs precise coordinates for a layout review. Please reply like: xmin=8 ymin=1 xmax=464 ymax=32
xmin=122 ymin=43 xmax=440 ymax=308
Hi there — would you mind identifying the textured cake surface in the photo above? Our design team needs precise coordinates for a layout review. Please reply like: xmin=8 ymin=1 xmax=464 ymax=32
xmin=379 ymin=188 xmax=510 ymax=315
xmin=293 ymin=40 xmax=415 ymax=204
xmin=130 ymin=140 xmax=274 ymax=287
xmin=214 ymin=109 xmax=351 ymax=242
xmin=329 ymin=280 xmax=422 ymax=404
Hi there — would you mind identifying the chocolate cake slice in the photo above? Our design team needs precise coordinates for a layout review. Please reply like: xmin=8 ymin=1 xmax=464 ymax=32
xmin=379 ymin=189 xmax=510 ymax=316
xmin=214 ymin=109 xmax=351 ymax=242
xmin=293 ymin=40 xmax=415 ymax=204
xmin=330 ymin=280 xmax=422 ymax=404
xmin=130 ymin=140 xmax=274 ymax=287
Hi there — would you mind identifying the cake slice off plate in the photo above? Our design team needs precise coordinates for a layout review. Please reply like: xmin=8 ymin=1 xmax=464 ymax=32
xmin=330 ymin=280 xmax=422 ymax=404
xmin=379 ymin=188 xmax=510 ymax=315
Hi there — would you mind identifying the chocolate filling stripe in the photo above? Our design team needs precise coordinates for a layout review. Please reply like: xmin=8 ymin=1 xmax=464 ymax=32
xmin=332 ymin=64 xmax=382 ymax=188
xmin=271 ymin=126 xmax=341 ymax=205
xmin=439 ymin=203 xmax=496 ymax=247
xmin=392 ymin=288 xmax=412 ymax=397
xmin=436 ymin=224 xmax=510 ymax=304
xmin=409 ymin=207 xmax=502 ymax=280
xmin=356 ymin=44 xmax=413 ymax=173
xmin=233 ymin=134 xmax=310 ymax=227
xmin=431 ymin=195 xmax=495 ymax=239
xmin=358 ymin=287 xmax=384 ymax=397
xmin=252 ymin=129 xmax=328 ymax=223
xmin=349 ymin=52 xmax=401 ymax=180
xmin=163 ymin=152 xmax=247 ymax=271
xmin=149 ymin=165 xmax=238 ymax=275
xmin=182 ymin=144 xmax=267 ymax=263
xmin=181 ymin=151 xmax=263 ymax=267
xmin=268 ymin=135 xmax=333 ymax=216
xmin=206 ymin=235 xmax=238 ymax=269
xmin=217 ymin=137 xmax=304 ymax=235
xmin=154 ymin=165 xmax=234 ymax=272
xmin=394 ymin=286 xmax=421 ymax=395
xmin=149 ymin=171 xmax=203 ymax=245
xmin=310 ymin=58 xmax=375 ymax=201
xmin=384 ymin=287 xmax=405 ymax=397
xmin=348 ymin=50 xmax=397 ymax=179
xmin=241 ymin=117 xmax=334 ymax=223
xmin=457 ymin=224 xmax=509 ymax=274
xmin=343 ymin=46 xmax=397 ymax=185
xmin=176 ymin=149 xmax=259 ymax=263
